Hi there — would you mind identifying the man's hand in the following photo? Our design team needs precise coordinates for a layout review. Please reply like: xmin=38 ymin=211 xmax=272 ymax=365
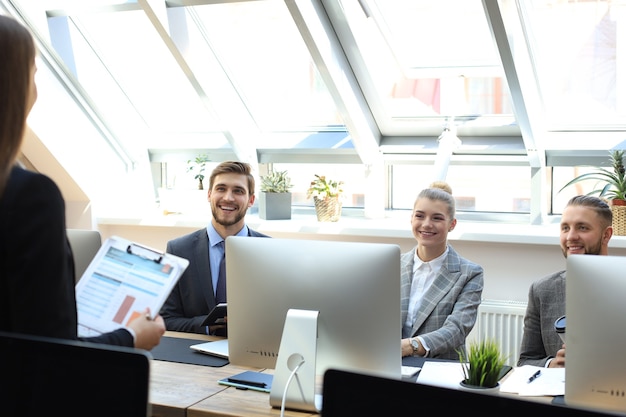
xmin=549 ymin=343 xmax=565 ymax=368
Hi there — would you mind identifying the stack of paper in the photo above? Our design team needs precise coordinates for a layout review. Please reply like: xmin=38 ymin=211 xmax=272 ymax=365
xmin=416 ymin=361 xmax=466 ymax=389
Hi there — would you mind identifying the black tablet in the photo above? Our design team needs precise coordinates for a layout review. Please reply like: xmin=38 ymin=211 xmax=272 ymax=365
xmin=201 ymin=303 xmax=227 ymax=327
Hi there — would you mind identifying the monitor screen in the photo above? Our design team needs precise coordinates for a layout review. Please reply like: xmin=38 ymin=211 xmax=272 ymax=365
xmin=225 ymin=236 xmax=402 ymax=410
xmin=565 ymin=254 xmax=626 ymax=414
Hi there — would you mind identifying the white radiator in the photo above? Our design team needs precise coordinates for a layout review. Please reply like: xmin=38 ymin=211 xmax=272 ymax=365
xmin=468 ymin=299 xmax=527 ymax=367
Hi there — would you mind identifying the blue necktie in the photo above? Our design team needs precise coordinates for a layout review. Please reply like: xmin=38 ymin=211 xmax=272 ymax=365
xmin=215 ymin=244 xmax=227 ymax=303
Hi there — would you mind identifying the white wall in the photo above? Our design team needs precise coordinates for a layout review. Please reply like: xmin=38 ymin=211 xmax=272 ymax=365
xmin=96 ymin=214 xmax=626 ymax=304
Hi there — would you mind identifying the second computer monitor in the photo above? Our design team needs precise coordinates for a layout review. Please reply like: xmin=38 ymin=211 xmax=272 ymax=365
xmin=566 ymin=254 xmax=626 ymax=414
xmin=225 ymin=236 xmax=402 ymax=380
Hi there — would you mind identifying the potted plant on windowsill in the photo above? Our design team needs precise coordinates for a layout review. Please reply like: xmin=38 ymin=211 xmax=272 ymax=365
xmin=258 ymin=170 xmax=293 ymax=220
xmin=458 ymin=339 xmax=506 ymax=394
xmin=187 ymin=154 xmax=210 ymax=190
xmin=307 ymin=174 xmax=344 ymax=222
xmin=560 ymin=149 xmax=626 ymax=234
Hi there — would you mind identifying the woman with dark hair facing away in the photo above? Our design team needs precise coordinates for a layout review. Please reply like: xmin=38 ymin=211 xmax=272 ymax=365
xmin=0 ymin=15 xmax=165 ymax=350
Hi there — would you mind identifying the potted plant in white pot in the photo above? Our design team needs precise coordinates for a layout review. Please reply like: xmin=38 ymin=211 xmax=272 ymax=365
xmin=258 ymin=170 xmax=293 ymax=220
xmin=560 ymin=149 xmax=626 ymax=234
xmin=458 ymin=339 xmax=507 ymax=394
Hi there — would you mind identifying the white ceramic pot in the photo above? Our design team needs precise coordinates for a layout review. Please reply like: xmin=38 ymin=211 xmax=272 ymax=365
xmin=458 ymin=380 xmax=500 ymax=395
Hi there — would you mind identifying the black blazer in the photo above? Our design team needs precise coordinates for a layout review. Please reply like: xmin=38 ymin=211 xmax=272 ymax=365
xmin=0 ymin=166 xmax=132 ymax=346
xmin=160 ymin=227 xmax=270 ymax=333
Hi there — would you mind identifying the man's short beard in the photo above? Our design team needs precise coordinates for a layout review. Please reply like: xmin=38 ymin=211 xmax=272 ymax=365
xmin=212 ymin=207 xmax=245 ymax=227
xmin=563 ymin=239 xmax=603 ymax=258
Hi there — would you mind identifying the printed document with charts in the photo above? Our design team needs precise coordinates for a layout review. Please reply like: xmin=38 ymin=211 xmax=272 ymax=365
xmin=76 ymin=236 xmax=189 ymax=336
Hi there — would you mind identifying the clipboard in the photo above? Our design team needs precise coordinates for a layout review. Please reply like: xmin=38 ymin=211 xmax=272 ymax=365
xmin=75 ymin=236 xmax=189 ymax=336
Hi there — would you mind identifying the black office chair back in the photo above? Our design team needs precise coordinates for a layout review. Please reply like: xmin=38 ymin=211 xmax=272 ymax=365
xmin=0 ymin=331 xmax=150 ymax=417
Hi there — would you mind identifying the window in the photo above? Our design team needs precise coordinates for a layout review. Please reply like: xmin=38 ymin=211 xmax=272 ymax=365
xmin=4 ymin=0 xmax=624 ymax=224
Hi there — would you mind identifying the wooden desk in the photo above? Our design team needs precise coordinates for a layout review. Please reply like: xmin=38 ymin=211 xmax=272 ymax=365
xmin=188 ymin=373 xmax=318 ymax=417
xmin=150 ymin=334 xmax=556 ymax=416
xmin=149 ymin=332 xmax=318 ymax=417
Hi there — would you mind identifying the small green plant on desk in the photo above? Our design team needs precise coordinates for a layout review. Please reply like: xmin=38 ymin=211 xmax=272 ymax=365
xmin=458 ymin=339 xmax=507 ymax=389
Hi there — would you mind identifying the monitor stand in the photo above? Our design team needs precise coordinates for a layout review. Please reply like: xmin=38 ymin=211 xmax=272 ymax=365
xmin=269 ymin=309 xmax=322 ymax=413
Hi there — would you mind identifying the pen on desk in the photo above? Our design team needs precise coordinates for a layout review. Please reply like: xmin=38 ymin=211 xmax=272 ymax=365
xmin=527 ymin=370 xmax=541 ymax=383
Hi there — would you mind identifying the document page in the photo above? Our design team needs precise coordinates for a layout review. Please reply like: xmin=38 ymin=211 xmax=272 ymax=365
xmin=499 ymin=365 xmax=565 ymax=396
xmin=76 ymin=236 xmax=189 ymax=336
xmin=416 ymin=361 xmax=466 ymax=389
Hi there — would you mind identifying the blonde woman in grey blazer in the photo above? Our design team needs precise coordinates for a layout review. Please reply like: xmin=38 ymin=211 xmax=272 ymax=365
xmin=517 ymin=195 xmax=613 ymax=368
xmin=401 ymin=183 xmax=484 ymax=360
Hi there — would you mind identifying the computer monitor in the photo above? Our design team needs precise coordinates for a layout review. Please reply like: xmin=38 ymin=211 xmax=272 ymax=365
xmin=225 ymin=236 xmax=402 ymax=412
xmin=565 ymin=254 xmax=626 ymax=414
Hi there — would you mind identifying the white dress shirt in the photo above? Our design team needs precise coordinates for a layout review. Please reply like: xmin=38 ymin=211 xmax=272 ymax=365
xmin=405 ymin=247 xmax=448 ymax=355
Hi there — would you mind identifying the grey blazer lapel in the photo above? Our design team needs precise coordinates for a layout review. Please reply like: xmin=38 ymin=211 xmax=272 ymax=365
xmin=410 ymin=247 xmax=461 ymax=333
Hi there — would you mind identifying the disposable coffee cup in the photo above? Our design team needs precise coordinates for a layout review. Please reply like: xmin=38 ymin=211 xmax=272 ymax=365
xmin=554 ymin=315 xmax=566 ymax=343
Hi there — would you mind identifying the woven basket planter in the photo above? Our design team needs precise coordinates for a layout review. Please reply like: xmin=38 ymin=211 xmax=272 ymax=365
xmin=313 ymin=196 xmax=342 ymax=222
xmin=611 ymin=200 xmax=626 ymax=236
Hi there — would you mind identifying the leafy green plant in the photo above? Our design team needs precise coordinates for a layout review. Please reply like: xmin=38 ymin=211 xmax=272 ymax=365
xmin=260 ymin=170 xmax=293 ymax=193
xmin=560 ymin=149 xmax=626 ymax=202
xmin=306 ymin=174 xmax=344 ymax=199
xmin=458 ymin=339 xmax=506 ymax=388
xmin=186 ymin=154 xmax=210 ymax=190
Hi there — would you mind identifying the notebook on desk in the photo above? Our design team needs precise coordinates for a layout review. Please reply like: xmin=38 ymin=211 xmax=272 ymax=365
xmin=190 ymin=339 xmax=229 ymax=359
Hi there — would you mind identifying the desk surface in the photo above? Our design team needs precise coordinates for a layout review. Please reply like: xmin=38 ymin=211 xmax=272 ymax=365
xmin=149 ymin=332 xmax=557 ymax=417
xmin=149 ymin=332 xmax=317 ymax=417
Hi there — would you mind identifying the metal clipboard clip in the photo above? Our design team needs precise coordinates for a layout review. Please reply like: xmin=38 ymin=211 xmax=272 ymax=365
xmin=126 ymin=242 xmax=164 ymax=264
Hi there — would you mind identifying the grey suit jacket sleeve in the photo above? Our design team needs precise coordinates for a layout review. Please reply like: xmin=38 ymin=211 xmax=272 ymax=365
xmin=401 ymin=245 xmax=484 ymax=360
xmin=160 ymin=228 xmax=270 ymax=334
xmin=517 ymin=271 xmax=566 ymax=367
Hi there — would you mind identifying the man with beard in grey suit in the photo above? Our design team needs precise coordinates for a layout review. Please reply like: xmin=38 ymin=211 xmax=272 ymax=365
xmin=518 ymin=195 xmax=613 ymax=368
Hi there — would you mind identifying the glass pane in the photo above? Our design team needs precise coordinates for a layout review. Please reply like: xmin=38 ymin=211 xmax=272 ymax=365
xmin=264 ymin=163 xmax=365 ymax=209
xmin=392 ymin=164 xmax=530 ymax=213
xmin=345 ymin=0 xmax=514 ymax=128
xmin=67 ymin=10 xmax=223 ymax=145
xmin=553 ymin=165 xmax=616 ymax=215
xmin=191 ymin=0 xmax=343 ymax=131
xmin=161 ymin=160 xmax=365 ymax=210
xmin=522 ymin=0 xmax=625 ymax=128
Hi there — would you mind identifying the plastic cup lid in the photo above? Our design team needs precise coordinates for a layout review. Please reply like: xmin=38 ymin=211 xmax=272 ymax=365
xmin=554 ymin=315 xmax=566 ymax=333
